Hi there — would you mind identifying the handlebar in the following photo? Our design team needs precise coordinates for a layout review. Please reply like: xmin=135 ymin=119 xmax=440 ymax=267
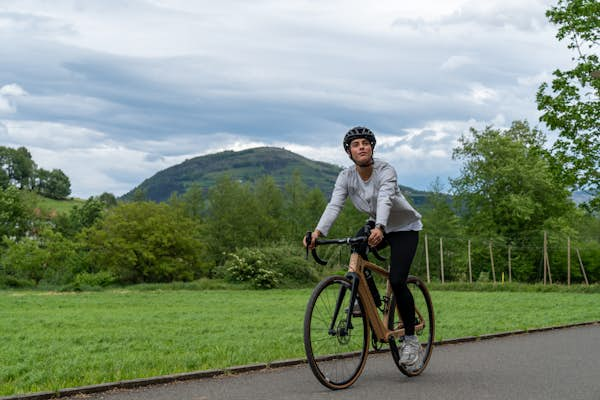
xmin=304 ymin=229 xmax=387 ymax=266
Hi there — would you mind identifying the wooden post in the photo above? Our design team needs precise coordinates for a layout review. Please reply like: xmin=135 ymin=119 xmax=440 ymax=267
xmin=440 ymin=238 xmax=445 ymax=284
xmin=508 ymin=245 xmax=512 ymax=283
xmin=468 ymin=240 xmax=472 ymax=284
xmin=576 ymin=249 xmax=589 ymax=286
xmin=567 ymin=237 xmax=571 ymax=286
xmin=543 ymin=231 xmax=547 ymax=285
xmin=489 ymin=241 xmax=496 ymax=283
xmin=545 ymin=231 xmax=553 ymax=284
xmin=424 ymin=234 xmax=430 ymax=284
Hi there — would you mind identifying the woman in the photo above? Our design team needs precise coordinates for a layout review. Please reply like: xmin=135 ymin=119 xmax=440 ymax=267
xmin=303 ymin=126 xmax=423 ymax=366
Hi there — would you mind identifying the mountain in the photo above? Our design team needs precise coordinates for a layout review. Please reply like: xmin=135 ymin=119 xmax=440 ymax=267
xmin=121 ymin=146 xmax=430 ymax=204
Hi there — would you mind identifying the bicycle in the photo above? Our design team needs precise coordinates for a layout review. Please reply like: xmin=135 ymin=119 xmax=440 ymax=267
xmin=303 ymin=226 xmax=435 ymax=390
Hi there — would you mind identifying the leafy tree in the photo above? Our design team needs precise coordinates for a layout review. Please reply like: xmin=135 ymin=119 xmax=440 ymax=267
xmin=420 ymin=178 xmax=465 ymax=281
xmin=36 ymin=168 xmax=71 ymax=199
xmin=205 ymin=176 xmax=264 ymax=261
xmin=181 ymin=182 xmax=204 ymax=220
xmin=0 ymin=186 xmax=32 ymax=239
xmin=131 ymin=188 xmax=147 ymax=202
xmin=536 ymin=0 xmax=600 ymax=211
xmin=282 ymin=170 xmax=310 ymax=239
xmin=82 ymin=202 xmax=208 ymax=283
xmin=1 ymin=228 xmax=79 ymax=285
xmin=253 ymin=175 xmax=284 ymax=240
xmin=0 ymin=146 xmax=36 ymax=189
xmin=55 ymin=197 xmax=105 ymax=237
xmin=451 ymin=121 xmax=575 ymax=280
xmin=97 ymin=192 xmax=118 ymax=208
xmin=451 ymin=121 xmax=572 ymax=239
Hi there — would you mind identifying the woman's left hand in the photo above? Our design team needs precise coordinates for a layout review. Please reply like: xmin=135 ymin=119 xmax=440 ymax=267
xmin=368 ymin=226 xmax=384 ymax=247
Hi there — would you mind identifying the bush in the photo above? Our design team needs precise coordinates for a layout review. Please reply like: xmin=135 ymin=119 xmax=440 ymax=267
xmin=81 ymin=202 xmax=210 ymax=284
xmin=73 ymin=271 xmax=116 ymax=288
xmin=222 ymin=248 xmax=282 ymax=289
xmin=0 ymin=228 xmax=80 ymax=285
xmin=219 ymin=244 xmax=320 ymax=289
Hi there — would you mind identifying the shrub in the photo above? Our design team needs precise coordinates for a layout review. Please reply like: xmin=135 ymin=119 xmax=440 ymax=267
xmin=1 ymin=228 xmax=80 ymax=285
xmin=81 ymin=202 xmax=210 ymax=284
xmin=223 ymin=248 xmax=282 ymax=289
xmin=220 ymin=244 xmax=320 ymax=289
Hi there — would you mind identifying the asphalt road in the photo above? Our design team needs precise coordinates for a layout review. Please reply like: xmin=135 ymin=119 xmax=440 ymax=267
xmin=72 ymin=324 xmax=600 ymax=400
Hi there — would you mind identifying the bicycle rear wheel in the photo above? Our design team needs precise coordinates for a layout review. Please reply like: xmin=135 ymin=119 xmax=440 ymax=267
xmin=304 ymin=275 xmax=369 ymax=390
xmin=388 ymin=275 xmax=434 ymax=376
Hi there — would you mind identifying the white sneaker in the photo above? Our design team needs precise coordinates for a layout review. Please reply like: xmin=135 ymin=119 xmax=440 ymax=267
xmin=399 ymin=335 xmax=420 ymax=366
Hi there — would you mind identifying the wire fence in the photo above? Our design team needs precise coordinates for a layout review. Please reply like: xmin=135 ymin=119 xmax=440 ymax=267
xmin=410 ymin=232 xmax=593 ymax=285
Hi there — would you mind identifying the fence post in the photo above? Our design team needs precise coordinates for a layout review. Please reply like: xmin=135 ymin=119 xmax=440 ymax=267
xmin=567 ymin=237 xmax=571 ymax=286
xmin=424 ymin=234 xmax=430 ymax=284
xmin=468 ymin=239 xmax=472 ymax=284
xmin=543 ymin=231 xmax=547 ymax=285
xmin=545 ymin=231 xmax=553 ymax=284
xmin=489 ymin=241 xmax=496 ymax=284
xmin=440 ymin=238 xmax=445 ymax=284
xmin=508 ymin=245 xmax=512 ymax=283
xmin=576 ymin=248 xmax=589 ymax=286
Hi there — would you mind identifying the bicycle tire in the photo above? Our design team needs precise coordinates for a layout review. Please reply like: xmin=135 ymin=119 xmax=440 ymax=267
xmin=304 ymin=275 xmax=369 ymax=390
xmin=388 ymin=275 xmax=434 ymax=377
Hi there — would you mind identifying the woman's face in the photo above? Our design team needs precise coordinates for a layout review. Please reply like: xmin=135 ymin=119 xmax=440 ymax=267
xmin=349 ymin=138 xmax=373 ymax=165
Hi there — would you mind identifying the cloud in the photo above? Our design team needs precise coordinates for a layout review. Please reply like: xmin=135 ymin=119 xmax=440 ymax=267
xmin=0 ymin=0 xmax=574 ymax=197
xmin=0 ymin=83 xmax=27 ymax=113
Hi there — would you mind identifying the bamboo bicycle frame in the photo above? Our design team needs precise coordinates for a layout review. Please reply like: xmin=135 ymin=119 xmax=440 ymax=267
xmin=348 ymin=252 xmax=426 ymax=343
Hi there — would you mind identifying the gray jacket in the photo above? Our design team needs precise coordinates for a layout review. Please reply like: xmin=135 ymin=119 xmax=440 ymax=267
xmin=316 ymin=159 xmax=422 ymax=236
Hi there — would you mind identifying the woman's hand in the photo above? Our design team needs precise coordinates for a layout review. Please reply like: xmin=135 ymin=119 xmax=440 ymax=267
xmin=368 ymin=226 xmax=384 ymax=247
xmin=303 ymin=230 xmax=321 ymax=249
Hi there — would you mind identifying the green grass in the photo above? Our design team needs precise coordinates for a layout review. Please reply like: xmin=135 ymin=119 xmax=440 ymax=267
xmin=25 ymin=191 xmax=85 ymax=215
xmin=1 ymin=287 xmax=599 ymax=396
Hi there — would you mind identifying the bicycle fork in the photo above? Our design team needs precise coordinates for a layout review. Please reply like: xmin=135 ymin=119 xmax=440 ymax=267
xmin=328 ymin=273 xmax=360 ymax=337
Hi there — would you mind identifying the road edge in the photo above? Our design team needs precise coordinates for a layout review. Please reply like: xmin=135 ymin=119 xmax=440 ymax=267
xmin=3 ymin=320 xmax=599 ymax=400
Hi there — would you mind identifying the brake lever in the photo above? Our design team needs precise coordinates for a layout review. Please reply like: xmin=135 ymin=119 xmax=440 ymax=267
xmin=304 ymin=231 xmax=312 ymax=260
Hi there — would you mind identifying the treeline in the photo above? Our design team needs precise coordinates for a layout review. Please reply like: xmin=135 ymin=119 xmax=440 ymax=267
xmin=0 ymin=120 xmax=599 ymax=289
xmin=0 ymin=146 xmax=71 ymax=199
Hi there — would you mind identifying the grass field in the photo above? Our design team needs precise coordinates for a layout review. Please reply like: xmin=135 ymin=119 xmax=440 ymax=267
xmin=1 ymin=287 xmax=599 ymax=396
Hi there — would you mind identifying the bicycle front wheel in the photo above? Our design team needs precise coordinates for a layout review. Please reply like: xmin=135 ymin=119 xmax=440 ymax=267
xmin=388 ymin=275 xmax=435 ymax=377
xmin=304 ymin=275 xmax=369 ymax=390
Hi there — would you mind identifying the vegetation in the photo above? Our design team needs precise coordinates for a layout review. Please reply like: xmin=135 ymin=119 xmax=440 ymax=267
xmin=0 ymin=287 xmax=598 ymax=396
xmin=536 ymin=0 xmax=599 ymax=211
xmin=120 ymin=146 xmax=431 ymax=205
xmin=0 ymin=146 xmax=71 ymax=199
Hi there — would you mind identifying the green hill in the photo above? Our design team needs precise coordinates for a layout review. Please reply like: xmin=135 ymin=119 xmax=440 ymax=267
xmin=121 ymin=146 xmax=430 ymax=205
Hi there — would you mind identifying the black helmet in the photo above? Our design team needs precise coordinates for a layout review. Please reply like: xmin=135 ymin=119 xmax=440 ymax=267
xmin=343 ymin=126 xmax=376 ymax=153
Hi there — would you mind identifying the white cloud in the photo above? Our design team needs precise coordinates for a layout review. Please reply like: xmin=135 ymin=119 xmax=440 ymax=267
xmin=0 ymin=83 xmax=27 ymax=114
xmin=441 ymin=55 xmax=476 ymax=71
xmin=0 ymin=0 xmax=575 ymax=196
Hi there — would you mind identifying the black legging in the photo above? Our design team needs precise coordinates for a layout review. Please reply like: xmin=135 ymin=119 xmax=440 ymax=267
xmin=385 ymin=230 xmax=419 ymax=336
xmin=359 ymin=226 xmax=419 ymax=336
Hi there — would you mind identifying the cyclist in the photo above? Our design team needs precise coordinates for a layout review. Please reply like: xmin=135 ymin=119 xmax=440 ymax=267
xmin=303 ymin=126 xmax=423 ymax=366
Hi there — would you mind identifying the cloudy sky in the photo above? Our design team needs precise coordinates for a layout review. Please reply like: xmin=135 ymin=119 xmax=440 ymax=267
xmin=0 ymin=0 xmax=574 ymax=198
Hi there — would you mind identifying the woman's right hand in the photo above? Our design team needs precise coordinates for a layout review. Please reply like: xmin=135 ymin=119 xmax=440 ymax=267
xmin=303 ymin=230 xmax=320 ymax=249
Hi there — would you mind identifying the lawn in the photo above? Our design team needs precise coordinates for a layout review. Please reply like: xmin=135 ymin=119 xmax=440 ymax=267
xmin=1 ymin=287 xmax=599 ymax=396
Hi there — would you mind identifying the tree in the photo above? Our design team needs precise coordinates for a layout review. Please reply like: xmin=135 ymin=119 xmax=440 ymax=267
xmin=451 ymin=121 xmax=572 ymax=239
xmin=0 ymin=146 xmax=36 ymax=189
xmin=97 ymin=192 xmax=118 ymax=208
xmin=0 ymin=186 xmax=32 ymax=239
xmin=82 ymin=202 xmax=208 ymax=283
xmin=420 ymin=178 xmax=465 ymax=280
xmin=205 ymin=176 xmax=263 ymax=261
xmin=35 ymin=168 xmax=71 ymax=199
xmin=451 ymin=121 xmax=576 ymax=281
xmin=536 ymin=0 xmax=600 ymax=211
